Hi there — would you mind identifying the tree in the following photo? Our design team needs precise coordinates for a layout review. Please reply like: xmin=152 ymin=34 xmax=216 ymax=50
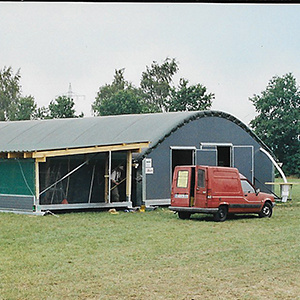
xmin=93 ymin=58 xmax=214 ymax=116
xmin=33 ymin=106 xmax=50 ymax=120
xmin=13 ymin=96 xmax=37 ymax=120
xmin=167 ymin=78 xmax=214 ymax=112
xmin=0 ymin=66 xmax=39 ymax=121
xmin=97 ymin=89 xmax=146 ymax=116
xmin=48 ymin=96 xmax=82 ymax=119
xmin=92 ymin=69 xmax=148 ymax=116
xmin=250 ymin=73 xmax=300 ymax=176
xmin=140 ymin=57 xmax=179 ymax=112
xmin=0 ymin=66 xmax=21 ymax=120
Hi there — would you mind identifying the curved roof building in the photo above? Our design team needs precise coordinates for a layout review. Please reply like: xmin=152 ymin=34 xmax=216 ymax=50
xmin=0 ymin=111 xmax=275 ymax=213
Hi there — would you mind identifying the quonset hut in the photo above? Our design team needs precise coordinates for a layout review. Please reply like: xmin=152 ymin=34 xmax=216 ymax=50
xmin=0 ymin=111 xmax=275 ymax=214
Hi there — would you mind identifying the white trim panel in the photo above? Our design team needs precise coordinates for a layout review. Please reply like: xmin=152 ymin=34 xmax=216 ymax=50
xmin=38 ymin=201 xmax=132 ymax=211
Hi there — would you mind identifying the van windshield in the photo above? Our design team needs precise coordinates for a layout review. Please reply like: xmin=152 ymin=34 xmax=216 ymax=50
xmin=241 ymin=180 xmax=255 ymax=194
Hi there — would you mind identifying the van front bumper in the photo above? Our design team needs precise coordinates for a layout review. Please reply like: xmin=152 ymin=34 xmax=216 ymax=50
xmin=169 ymin=206 xmax=219 ymax=214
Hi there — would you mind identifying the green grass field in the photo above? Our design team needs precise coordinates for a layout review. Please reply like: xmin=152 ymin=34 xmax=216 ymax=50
xmin=0 ymin=179 xmax=299 ymax=299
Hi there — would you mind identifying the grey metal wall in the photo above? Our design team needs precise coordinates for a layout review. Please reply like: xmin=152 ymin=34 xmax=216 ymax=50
xmin=0 ymin=194 xmax=35 ymax=212
xmin=142 ymin=116 xmax=273 ymax=203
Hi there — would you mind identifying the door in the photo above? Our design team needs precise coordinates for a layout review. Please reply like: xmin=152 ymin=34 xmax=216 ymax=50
xmin=232 ymin=146 xmax=254 ymax=183
xmin=240 ymin=178 xmax=261 ymax=212
xmin=171 ymin=167 xmax=193 ymax=207
xmin=196 ymin=149 xmax=217 ymax=166
xmin=194 ymin=167 xmax=207 ymax=208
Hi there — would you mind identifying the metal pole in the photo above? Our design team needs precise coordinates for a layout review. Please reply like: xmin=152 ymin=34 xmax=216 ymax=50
xmin=39 ymin=160 xmax=88 ymax=196
xmin=142 ymin=158 xmax=147 ymax=204
xmin=260 ymin=147 xmax=287 ymax=183
xmin=108 ymin=151 xmax=112 ymax=203
xmin=88 ymin=165 xmax=95 ymax=203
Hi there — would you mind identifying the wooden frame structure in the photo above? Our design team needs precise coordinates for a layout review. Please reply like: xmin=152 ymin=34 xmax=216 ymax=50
xmin=0 ymin=142 xmax=149 ymax=213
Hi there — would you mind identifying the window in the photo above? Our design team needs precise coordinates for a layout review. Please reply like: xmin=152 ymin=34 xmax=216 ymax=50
xmin=177 ymin=170 xmax=189 ymax=188
xmin=241 ymin=180 xmax=255 ymax=194
xmin=197 ymin=169 xmax=205 ymax=188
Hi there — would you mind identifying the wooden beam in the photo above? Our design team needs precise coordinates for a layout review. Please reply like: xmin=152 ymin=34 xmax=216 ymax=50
xmin=7 ymin=152 xmax=23 ymax=159
xmin=24 ymin=152 xmax=33 ymax=159
xmin=126 ymin=151 xmax=132 ymax=204
xmin=36 ymin=157 xmax=46 ymax=163
xmin=35 ymin=159 xmax=40 ymax=202
xmin=0 ymin=152 xmax=33 ymax=159
xmin=32 ymin=142 xmax=149 ymax=159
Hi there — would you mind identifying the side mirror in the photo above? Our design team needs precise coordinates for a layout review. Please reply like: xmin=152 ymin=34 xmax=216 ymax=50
xmin=256 ymin=188 xmax=260 ymax=196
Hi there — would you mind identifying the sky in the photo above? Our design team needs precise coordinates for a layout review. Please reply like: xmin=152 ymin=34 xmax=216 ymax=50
xmin=1 ymin=2 xmax=300 ymax=125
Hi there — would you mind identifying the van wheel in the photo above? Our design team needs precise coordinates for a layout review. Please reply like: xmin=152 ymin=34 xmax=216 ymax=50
xmin=259 ymin=202 xmax=273 ymax=218
xmin=213 ymin=206 xmax=228 ymax=222
xmin=178 ymin=211 xmax=191 ymax=220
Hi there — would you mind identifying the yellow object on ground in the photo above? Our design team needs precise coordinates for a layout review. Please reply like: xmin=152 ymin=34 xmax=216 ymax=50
xmin=108 ymin=208 xmax=119 ymax=215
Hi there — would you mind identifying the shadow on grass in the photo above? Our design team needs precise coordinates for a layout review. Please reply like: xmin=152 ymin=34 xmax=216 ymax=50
xmin=188 ymin=213 xmax=260 ymax=222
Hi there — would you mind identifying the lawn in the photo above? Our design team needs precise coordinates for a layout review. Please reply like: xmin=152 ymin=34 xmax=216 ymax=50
xmin=0 ymin=179 xmax=299 ymax=300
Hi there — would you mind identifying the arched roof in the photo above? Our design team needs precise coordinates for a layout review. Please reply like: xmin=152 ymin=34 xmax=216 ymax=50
xmin=0 ymin=110 xmax=270 ymax=155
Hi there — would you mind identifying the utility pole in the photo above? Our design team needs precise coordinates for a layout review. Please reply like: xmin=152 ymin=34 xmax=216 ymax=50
xmin=65 ymin=83 xmax=85 ymax=102
xmin=56 ymin=83 xmax=86 ymax=116
xmin=56 ymin=83 xmax=85 ymax=101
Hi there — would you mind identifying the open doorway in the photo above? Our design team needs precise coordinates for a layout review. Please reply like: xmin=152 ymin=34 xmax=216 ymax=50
xmin=171 ymin=148 xmax=195 ymax=176
xmin=217 ymin=146 xmax=231 ymax=167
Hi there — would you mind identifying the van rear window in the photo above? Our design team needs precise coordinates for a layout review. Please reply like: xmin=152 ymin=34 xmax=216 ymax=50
xmin=177 ymin=170 xmax=189 ymax=188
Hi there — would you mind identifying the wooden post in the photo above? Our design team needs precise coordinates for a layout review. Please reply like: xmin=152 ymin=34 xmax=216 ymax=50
xmin=126 ymin=150 xmax=132 ymax=207
xmin=35 ymin=159 xmax=40 ymax=211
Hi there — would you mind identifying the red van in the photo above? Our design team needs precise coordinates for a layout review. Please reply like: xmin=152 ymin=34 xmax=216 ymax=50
xmin=169 ymin=165 xmax=275 ymax=221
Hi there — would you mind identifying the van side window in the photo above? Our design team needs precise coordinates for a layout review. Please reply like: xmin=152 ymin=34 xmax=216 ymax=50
xmin=197 ymin=169 xmax=205 ymax=188
xmin=241 ymin=180 xmax=255 ymax=194
xmin=177 ymin=170 xmax=189 ymax=188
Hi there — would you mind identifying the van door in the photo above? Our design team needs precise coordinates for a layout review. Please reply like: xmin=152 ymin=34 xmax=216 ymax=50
xmin=171 ymin=167 xmax=193 ymax=207
xmin=194 ymin=167 xmax=207 ymax=208
xmin=240 ymin=179 xmax=261 ymax=212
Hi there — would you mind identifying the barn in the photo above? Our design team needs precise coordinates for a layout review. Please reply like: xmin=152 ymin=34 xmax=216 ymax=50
xmin=0 ymin=110 xmax=275 ymax=214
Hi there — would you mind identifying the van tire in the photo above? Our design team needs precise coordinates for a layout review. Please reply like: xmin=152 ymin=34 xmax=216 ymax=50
xmin=178 ymin=211 xmax=191 ymax=220
xmin=213 ymin=205 xmax=228 ymax=222
xmin=259 ymin=202 xmax=273 ymax=218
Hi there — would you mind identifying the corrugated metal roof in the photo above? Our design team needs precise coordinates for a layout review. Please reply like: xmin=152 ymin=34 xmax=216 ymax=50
xmin=0 ymin=110 xmax=269 ymax=155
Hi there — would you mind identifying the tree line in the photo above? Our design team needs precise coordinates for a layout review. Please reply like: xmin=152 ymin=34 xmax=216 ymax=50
xmin=0 ymin=59 xmax=299 ymax=176
xmin=0 ymin=58 xmax=214 ymax=120
xmin=92 ymin=58 xmax=214 ymax=115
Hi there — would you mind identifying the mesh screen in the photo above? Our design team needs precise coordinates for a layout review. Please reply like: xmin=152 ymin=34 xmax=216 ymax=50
xmin=39 ymin=152 xmax=127 ymax=205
